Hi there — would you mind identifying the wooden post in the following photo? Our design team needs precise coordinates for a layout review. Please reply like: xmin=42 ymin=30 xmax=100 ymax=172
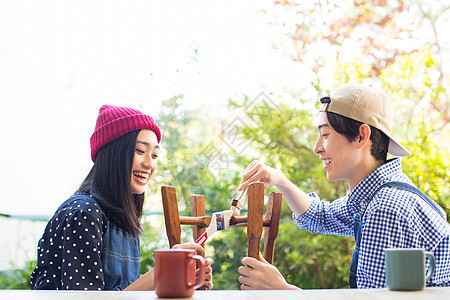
xmin=247 ymin=182 xmax=264 ymax=259
xmin=191 ymin=194 xmax=207 ymax=289
xmin=161 ymin=186 xmax=181 ymax=248
xmin=162 ymin=184 xmax=282 ymax=268
xmin=263 ymin=192 xmax=282 ymax=264
xmin=191 ymin=194 xmax=206 ymax=258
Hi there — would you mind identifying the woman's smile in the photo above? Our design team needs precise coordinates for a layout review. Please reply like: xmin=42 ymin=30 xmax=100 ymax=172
xmin=132 ymin=171 xmax=150 ymax=185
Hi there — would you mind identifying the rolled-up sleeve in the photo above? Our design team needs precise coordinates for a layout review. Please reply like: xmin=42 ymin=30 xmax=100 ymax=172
xmin=293 ymin=193 xmax=354 ymax=236
xmin=293 ymin=192 xmax=320 ymax=229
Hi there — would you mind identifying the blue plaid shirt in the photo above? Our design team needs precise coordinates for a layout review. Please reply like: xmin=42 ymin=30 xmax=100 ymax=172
xmin=294 ymin=158 xmax=450 ymax=288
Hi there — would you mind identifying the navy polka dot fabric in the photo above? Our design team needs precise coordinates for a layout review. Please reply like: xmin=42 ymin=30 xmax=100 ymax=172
xmin=30 ymin=193 xmax=140 ymax=290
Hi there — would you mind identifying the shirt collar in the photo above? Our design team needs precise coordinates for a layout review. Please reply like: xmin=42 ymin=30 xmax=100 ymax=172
xmin=347 ymin=158 xmax=403 ymax=212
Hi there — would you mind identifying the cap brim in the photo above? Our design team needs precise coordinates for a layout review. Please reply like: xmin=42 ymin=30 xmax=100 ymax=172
xmin=387 ymin=138 xmax=411 ymax=157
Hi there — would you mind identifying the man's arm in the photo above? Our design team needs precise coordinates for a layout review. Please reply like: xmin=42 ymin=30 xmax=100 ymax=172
xmin=238 ymin=160 xmax=311 ymax=217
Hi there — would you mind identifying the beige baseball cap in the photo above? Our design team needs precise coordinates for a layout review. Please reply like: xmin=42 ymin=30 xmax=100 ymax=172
xmin=319 ymin=83 xmax=410 ymax=157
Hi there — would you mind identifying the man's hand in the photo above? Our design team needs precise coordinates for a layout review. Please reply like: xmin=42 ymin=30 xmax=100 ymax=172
xmin=238 ymin=254 xmax=300 ymax=290
xmin=238 ymin=160 xmax=285 ymax=192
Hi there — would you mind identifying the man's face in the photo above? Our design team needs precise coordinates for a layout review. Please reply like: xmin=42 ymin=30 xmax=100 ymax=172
xmin=313 ymin=112 xmax=361 ymax=188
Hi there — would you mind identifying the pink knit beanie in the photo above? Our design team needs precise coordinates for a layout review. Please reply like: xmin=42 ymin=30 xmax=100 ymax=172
xmin=90 ymin=104 xmax=162 ymax=162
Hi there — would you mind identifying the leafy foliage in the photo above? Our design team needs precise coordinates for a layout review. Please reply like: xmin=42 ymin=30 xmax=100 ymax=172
xmin=0 ymin=260 xmax=35 ymax=289
xmin=208 ymin=229 xmax=247 ymax=289
xmin=3 ymin=0 xmax=449 ymax=291
xmin=224 ymin=94 xmax=355 ymax=289
xmin=149 ymin=95 xmax=242 ymax=214
xmin=141 ymin=1 xmax=449 ymax=287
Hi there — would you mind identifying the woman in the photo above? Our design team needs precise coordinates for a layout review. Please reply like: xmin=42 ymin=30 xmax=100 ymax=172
xmin=30 ymin=104 xmax=213 ymax=290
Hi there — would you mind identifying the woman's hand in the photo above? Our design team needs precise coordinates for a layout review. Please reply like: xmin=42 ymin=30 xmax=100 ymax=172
xmin=238 ymin=160 xmax=286 ymax=192
xmin=172 ymin=243 xmax=214 ymax=290
xmin=172 ymin=242 xmax=205 ymax=253
xmin=238 ymin=254 xmax=300 ymax=290
xmin=197 ymin=257 xmax=213 ymax=290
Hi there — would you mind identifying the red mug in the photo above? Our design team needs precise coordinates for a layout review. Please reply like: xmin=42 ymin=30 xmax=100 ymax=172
xmin=154 ymin=249 xmax=205 ymax=298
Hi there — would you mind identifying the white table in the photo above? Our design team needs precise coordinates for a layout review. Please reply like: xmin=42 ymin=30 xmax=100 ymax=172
xmin=1 ymin=288 xmax=450 ymax=300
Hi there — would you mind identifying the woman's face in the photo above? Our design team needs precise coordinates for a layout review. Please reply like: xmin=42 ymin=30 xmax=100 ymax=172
xmin=131 ymin=129 xmax=160 ymax=194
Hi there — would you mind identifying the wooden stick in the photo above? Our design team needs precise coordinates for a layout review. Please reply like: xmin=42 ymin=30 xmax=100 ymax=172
xmin=247 ymin=182 xmax=264 ymax=259
xmin=180 ymin=216 xmax=211 ymax=227
xmin=263 ymin=192 xmax=282 ymax=264
xmin=191 ymin=194 xmax=206 ymax=257
xmin=191 ymin=194 xmax=207 ymax=290
xmin=161 ymin=186 xmax=181 ymax=248
xmin=179 ymin=216 xmax=271 ymax=227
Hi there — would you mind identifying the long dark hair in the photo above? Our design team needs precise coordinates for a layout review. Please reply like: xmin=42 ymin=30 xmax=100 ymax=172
xmin=79 ymin=130 xmax=144 ymax=236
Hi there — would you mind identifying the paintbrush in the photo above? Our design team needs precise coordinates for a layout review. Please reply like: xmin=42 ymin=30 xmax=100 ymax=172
xmin=195 ymin=210 xmax=233 ymax=246
xmin=230 ymin=188 xmax=247 ymax=216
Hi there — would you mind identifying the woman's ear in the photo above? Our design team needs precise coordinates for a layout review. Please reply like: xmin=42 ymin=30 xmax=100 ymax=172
xmin=357 ymin=124 xmax=372 ymax=150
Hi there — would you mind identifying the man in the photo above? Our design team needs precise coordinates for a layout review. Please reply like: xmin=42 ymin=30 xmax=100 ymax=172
xmin=237 ymin=83 xmax=450 ymax=289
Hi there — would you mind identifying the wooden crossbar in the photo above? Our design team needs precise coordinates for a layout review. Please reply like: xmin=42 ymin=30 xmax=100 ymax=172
xmin=161 ymin=182 xmax=282 ymax=264
xmin=179 ymin=216 xmax=272 ymax=228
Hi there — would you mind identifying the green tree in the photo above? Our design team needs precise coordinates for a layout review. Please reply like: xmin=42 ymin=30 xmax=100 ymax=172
xmin=139 ymin=0 xmax=449 ymax=290
xmin=148 ymin=95 xmax=242 ymax=213
xmin=224 ymin=95 xmax=353 ymax=289
xmin=144 ymin=95 xmax=246 ymax=289
xmin=221 ymin=0 xmax=450 ymax=289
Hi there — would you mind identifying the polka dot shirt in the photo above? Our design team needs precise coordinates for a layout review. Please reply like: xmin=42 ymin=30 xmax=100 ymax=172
xmin=30 ymin=193 xmax=108 ymax=290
